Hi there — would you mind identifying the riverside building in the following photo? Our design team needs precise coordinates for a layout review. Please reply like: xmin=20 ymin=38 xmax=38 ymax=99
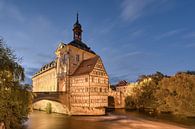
xmin=32 ymin=14 xmax=109 ymax=115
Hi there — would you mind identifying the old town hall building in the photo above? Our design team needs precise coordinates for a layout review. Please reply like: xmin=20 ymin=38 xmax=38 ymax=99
xmin=32 ymin=14 xmax=109 ymax=115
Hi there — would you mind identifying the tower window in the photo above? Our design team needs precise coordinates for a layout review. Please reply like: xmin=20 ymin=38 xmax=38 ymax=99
xmin=76 ymin=54 xmax=80 ymax=62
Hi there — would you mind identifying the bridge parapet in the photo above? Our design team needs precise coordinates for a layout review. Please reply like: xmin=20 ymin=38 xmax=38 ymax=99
xmin=33 ymin=92 xmax=68 ymax=104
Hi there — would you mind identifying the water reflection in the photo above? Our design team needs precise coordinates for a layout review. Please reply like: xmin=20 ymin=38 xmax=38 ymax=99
xmin=25 ymin=111 xmax=110 ymax=129
xmin=25 ymin=110 xmax=195 ymax=129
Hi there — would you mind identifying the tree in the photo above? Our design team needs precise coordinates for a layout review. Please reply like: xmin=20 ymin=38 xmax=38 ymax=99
xmin=125 ymin=70 xmax=195 ymax=117
xmin=0 ymin=38 xmax=32 ymax=129
xmin=125 ymin=96 xmax=136 ymax=110
xmin=136 ymin=72 xmax=165 ymax=109
xmin=156 ymin=72 xmax=195 ymax=116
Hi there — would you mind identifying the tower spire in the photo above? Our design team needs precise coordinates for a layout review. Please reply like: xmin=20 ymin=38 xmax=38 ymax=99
xmin=73 ymin=13 xmax=82 ymax=41
xmin=76 ymin=12 xmax=79 ymax=23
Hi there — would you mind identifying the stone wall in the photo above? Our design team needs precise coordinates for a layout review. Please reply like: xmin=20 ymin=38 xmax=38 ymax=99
xmin=71 ymin=107 xmax=105 ymax=115
xmin=108 ymin=83 xmax=138 ymax=109
xmin=108 ymin=89 xmax=125 ymax=108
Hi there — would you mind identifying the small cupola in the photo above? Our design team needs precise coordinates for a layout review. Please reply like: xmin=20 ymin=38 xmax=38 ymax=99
xmin=73 ymin=13 xmax=82 ymax=41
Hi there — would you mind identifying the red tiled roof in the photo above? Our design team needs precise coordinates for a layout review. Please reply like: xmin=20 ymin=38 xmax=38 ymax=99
xmin=72 ymin=56 xmax=99 ymax=76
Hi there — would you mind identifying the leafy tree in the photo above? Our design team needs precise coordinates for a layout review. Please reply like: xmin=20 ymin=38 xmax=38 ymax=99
xmin=156 ymin=72 xmax=195 ymax=116
xmin=125 ymin=96 xmax=136 ymax=110
xmin=0 ymin=38 xmax=32 ymax=129
xmin=136 ymin=72 xmax=165 ymax=109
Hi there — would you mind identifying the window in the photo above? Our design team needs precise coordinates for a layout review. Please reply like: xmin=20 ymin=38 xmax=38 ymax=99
xmin=85 ymin=78 xmax=88 ymax=82
xmin=98 ymin=78 xmax=100 ymax=83
xmin=64 ymin=54 xmax=68 ymax=63
xmin=76 ymin=54 xmax=80 ymax=62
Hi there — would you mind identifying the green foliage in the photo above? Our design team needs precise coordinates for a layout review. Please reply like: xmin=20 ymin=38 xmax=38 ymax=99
xmin=125 ymin=71 xmax=195 ymax=117
xmin=156 ymin=72 xmax=195 ymax=116
xmin=45 ymin=103 xmax=52 ymax=114
xmin=0 ymin=38 xmax=32 ymax=129
xmin=135 ymin=72 xmax=165 ymax=109
xmin=125 ymin=96 xmax=136 ymax=110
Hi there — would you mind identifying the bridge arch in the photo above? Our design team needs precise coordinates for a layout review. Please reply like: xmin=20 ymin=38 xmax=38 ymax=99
xmin=33 ymin=99 xmax=70 ymax=114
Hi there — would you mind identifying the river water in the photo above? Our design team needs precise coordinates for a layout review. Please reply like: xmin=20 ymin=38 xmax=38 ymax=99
xmin=24 ymin=110 xmax=195 ymax=129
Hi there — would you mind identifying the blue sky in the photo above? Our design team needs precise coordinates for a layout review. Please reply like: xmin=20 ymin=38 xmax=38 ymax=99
xmin=1 ymin=0 xmax=195 ymax=84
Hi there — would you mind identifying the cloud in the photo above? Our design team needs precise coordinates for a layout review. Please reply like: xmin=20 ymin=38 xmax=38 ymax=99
xmin=109 ymin=70 xmax=140 ymax=84
xmin=36 ymin=53 xmax=55 ymax=61
xmin=24 ymin=67 xmax=40 ymax=84
xmin=110 ymin=74 xmax=128 ymax=84
xmin=30 ymin=53 xmax=55 ymax=67
xmin=120 ymin=0 xmax=170 ymax=22
xmin=155 ymin=29 xmax=185 ymax=40
xmin=186 ymin=43 xmax=195 ymax=48
xmin=114 ymin=51 xmax=143 ymax=60
xmin=130 ymin=29 xmax=144 ymax=38
xmin=25 ymin=67 xmax=39 ymax=77
xmin=0 ymin=0 xmax=60 ymax=71
xmin=120 ymin=0 xmax=154 ymax=21
xmin=126 ymin=51 xmax=142 ymax=56
xmin=103 ymin=49 xmax=151 ymax=84
xmin=25 ymin=76 xmax=32 ymax=84
xmin=183 ymin=32 xmax=195 ymax=39
xmin=0 ymin=0 xmax=25 ymax=22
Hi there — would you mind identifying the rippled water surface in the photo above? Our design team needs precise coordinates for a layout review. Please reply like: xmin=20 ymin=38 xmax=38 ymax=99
xmin=24 ymin=110 xmax=195 ymax=129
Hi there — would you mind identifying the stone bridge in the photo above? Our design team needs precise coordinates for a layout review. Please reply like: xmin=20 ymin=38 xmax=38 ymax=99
xmin=33 ymin=92 xmax=70 ymax=114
